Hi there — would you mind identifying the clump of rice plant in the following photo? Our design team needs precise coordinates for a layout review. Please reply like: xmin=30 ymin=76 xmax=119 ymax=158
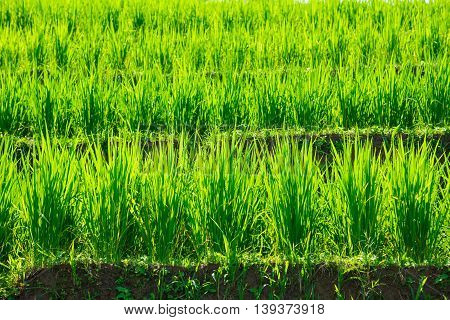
xmin=134 ymin=136 xmax=188 ymax=262
xmin=264 ymin=139 xmax=322 ymax=258
xmin=329 ymin=139 xmax=384 ymax=255
xmin=81 ymin=140 xmax=141 ymax=261
xmin=192 ymin=134 xmax=262 ymax=259
xmin=21 ymin=137 xmax=78 ymax=257
xmin=54 ymin=33 xmax=70 ymax=69
xmin=388 ymin=141 xmax=445 ymax=262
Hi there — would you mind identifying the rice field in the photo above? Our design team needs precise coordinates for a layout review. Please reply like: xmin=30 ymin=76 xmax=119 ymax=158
xmin=0 ymin=0 xmax=448 ymax=136
xmin=0 ymin=0 xmax=449 ymax=299
xmin=0 ymin=136 xmax=448 ymax=265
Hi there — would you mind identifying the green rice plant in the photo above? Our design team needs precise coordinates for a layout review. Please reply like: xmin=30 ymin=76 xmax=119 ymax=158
xmin=170 ymin=80 xmax=206 ymax=132
xmin=124 ymin=78 xmax=165 ymax=131
xmin=39 ymin=88 xmax=55 ymax=134
xmin=0 ymin=139 xmax=15 ymax=263
xmin=22 ymin=137 xmax=78 ymax=257
xmin=0 ymin=45 xmax=19 ymax=70
xmin=82 ymin=42 xmax=102 ymax=75
xmin=54 ymin=33 xmax=69 ymax=69
xmin=14 ymin=2 xmax=33 ymax=31
xmin=330 ymin=139 xmax=383 ymax=255
xmin=192 ymin=135 xmax=262 ymax=258
xmin=82 ymin=139 xmax=141 ymax=261
xmin=27 ymin=33 xmax=47 ymax=74
xmin=264 ymin=139 xmax=322 ymax=258
xmin=109 ymin=34 xmax=129 ymax=70
xmin=440 ymin=160 xmax=450 ymax=261
xmin=0 ymin=82 xmax=29 ymax=135
xmin=102 ymin=6 xmax=120 ymax=33
xmin=255 ymin=77 xmax=289 ymax=128
xmin=132 ymin=9 xmax=145 ymax=31
xmin=388 ymin=141 xmax=445 ymax=262
xmin=81 ymin=80 xmax=111 ymax=135
xmin=134 ymin=137 xmax=188 ymax=262
xmin=424 ymin=66 xmax=449 ymax=125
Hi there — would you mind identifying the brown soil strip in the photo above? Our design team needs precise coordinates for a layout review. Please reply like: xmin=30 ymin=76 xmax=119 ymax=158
xmin=134 ymin=132 xmax=450 ymax=157
xmin=13 ymin=263 xmax=449 ymax=300
xmin=9 ymin=132 xmax=450 ymax=170
xmin=239 ymin=132 xmax=450 ymax=162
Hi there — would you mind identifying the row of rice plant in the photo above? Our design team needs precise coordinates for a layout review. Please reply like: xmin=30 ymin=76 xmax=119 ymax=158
xmin=0 ymin=135 xmax=448 ymax=268
xmin=0 ymin=0 xmax=448 ymax=136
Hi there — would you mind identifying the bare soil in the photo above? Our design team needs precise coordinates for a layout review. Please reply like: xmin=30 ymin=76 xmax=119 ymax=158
xmin=14 ymin=263 xmax=449 ymax=300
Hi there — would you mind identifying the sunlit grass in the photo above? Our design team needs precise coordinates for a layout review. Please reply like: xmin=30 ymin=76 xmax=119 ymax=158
xmin=0 ymin=0 xmax=448 ymax=136
xmin=0 ymin=135 xmax=447 ymax=267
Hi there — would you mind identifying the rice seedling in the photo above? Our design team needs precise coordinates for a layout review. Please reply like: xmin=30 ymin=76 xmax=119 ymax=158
xmin=134 ymin=137 xmax=188 ymax=262
xmin=330 ymin=139 xmax=383 ymax=255
xmin=388 ymin=140 xmax=446 ymax=262
xmin=21 ymin=137 xmax=78 ymax=258
xmin=0 ymin=82 xmax=29 ymax=136
xmin=54 ymin=33 xmax=70 ymax=69
xmin=81 ymin=140 xmax=141 ymax=261
xmin=264 ymin=139 xmax=322 ymax=258
xmin=192 ymin=135 xmax=263 ymax=259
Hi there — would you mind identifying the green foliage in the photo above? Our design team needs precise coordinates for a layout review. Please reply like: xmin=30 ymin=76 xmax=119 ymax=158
xmin=194 ymin=136 xmax=262 ymax=258
xmin=22 ymin=138 xmax=78 ymax=257
xmin=265 ymin=140 xmax=321 ymax=257
xmin=388 ymin=141 xmax=445 ymax=262
xmin=0 ymin=140 xmax=15 ymax=263
xmin=0 ymin=1 xmax=448 ymax=287
xmin=0 ymin=0 xmax=448 ymax=136
xmin=330 ymin=140 xmax=383 ymax=255
xmin=0 ymin=136 xmax=448 ymax=266
xmin=134 ymin=137 xmax=187 ymax=262
xmin=82 ymin=141 xmax=140 ymax=261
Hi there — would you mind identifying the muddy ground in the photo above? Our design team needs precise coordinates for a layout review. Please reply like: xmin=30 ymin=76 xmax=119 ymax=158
xmin=13 ymin=263 xmax=449 ymax=300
